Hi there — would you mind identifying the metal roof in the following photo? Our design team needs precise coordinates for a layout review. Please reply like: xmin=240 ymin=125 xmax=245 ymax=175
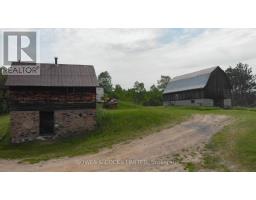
xmin=5 ymin=63 xmax=98 ymax=87
xmin=163 ymin=66 xmax=219 ymax=94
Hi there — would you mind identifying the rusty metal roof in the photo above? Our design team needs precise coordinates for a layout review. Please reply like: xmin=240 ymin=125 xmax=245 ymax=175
xmin=5 ymin=63 xmax=98 ymax=87
xmin=163 ymin=66 xmax=219 ymax=94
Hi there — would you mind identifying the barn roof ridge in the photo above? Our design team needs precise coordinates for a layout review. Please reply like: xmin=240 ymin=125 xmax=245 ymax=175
xmin=172 ymin=66 xmax=219 ymax=81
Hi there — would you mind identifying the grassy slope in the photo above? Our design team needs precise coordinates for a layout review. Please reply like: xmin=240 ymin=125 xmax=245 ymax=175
xmin=0 ymin=102 xmax=193 ymax=163
xmin=0 ymin=115 xmax=9 ymax=140
xmin=0 ymin=101 xmax=256 ymax=171
xmin=203 ymin=109 xmax=256 ymax=171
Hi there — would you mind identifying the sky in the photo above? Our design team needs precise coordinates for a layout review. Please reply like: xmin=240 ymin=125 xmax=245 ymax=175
xmin=1 ymin=28 xmax=256 ymax=89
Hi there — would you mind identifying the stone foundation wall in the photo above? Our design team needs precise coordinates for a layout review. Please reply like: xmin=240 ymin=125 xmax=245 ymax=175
xmin=224 ymin=99 xmax=232 ymax=108
xmin=10 ymin=111 xmax=39 ymax=143
xmin=54 ymin=109 xmax=96 ymax=138
xmin=10 ymin=109 xmax=96 ymax=143
xmin=164 ymin=98 xmax=214 ymax=107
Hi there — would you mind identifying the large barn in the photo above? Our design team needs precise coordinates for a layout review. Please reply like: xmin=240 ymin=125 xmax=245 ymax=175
xmin=5 ymin=60 xmax=98 ymax=143
xmin=163 ymin=66 xmax=232 ymax=108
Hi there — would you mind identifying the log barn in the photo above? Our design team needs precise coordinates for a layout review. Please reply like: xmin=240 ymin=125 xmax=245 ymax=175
xmin=163 ymin=66 xmax=232 ymax=108
xmin=5 ymin=60 xmax=98 ymax=143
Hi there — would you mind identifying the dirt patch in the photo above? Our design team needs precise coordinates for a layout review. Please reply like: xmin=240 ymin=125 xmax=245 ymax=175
xmin=0 ymin=114 xmax=232 ymax=172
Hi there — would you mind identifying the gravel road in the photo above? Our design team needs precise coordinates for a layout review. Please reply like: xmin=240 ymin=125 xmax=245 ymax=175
xmin=0 ymin=114 xmax=232 ymax=172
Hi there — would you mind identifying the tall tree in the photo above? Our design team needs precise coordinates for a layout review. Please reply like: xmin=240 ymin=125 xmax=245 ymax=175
xmin=133 ymin=81 xmax=146 ymax=93
xmin=132 ymin=81 xmax=146 ymax=104
xmin=143 ymin=84 xmax=163 ymax=106
xmin=0 ymin=66 xmax=8 ymax=113
xmin=157 ymin=75 xmax=171 ymax=91
xmin=114 ymin=84 xmax=123 ymax=93
xmin=98 ymin=71 xmax=113 ymax=94
xmin=0 ymin=67 xmax=7 ymax=86
xmin=225 ymin=63 xmax=256 ymax=106
xmin=113 ymin=84 xmax=124 ymax=99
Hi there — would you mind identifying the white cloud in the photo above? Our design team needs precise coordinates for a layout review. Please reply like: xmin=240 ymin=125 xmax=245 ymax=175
xmin=40 ymin=29 xmax=164 ymax=88
xmin=3 ymin=28 xmax=256 ymax=89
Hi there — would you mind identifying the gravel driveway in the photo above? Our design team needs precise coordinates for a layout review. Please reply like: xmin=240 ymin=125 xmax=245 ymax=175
xmin=0 ymin=114 xmax=232 ymax=172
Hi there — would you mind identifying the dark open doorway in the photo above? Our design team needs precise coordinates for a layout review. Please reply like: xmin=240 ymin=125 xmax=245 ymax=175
xmin=40 ymin=111 xmax=54 ymax=136
xmin=214 ymin=99 xmax=224 ymax=107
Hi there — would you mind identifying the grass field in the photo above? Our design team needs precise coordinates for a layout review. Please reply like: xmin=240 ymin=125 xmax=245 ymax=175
xmin=203 ymin=109 xmax=256 ymax=171
xmin=0 ymin=102 xmax=193 ymax=163
xmin=0 ymin=115 xmax=9 ymax=140
xmin=0 ymin=101 xmax=256 ymax=171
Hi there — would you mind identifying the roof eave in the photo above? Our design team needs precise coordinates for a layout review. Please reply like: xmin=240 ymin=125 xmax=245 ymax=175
xmin=163 ymin=87 xmax=205 ymax=94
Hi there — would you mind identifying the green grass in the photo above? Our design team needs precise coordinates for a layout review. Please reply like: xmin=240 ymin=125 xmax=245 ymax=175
xmin=0 ymin=103 xmax=193 ymax=163
xmin=116 ymin=101 xmax=144 ymax=109
xmin=184 ymin=162 xmax=197 ymax=172
xmin=0 ymin=115 xmax=9 ymax=140
xmin=1 ymin=102 xmax=256 ymax=171
xmin=203 ymin=109 xmax=256 ymax=171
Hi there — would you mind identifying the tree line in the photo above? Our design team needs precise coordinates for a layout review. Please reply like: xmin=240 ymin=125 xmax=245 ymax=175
xmin=98 ymin=71 xmax=170 ymax=106
xmin=226 ymin=63 xmax=256 ymax=106
xmin=0 ymin=62 xmax=256 ymax=115
xmin=0 ymin=67 xmax=8 ymax=114
xmin=98 ymin=63 xmax=256 ymax=107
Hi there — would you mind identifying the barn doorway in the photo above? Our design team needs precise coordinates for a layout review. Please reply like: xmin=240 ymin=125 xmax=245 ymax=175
xmin=40 ymin=111 xmax=54 ymax=136
xmin=214 ymin=99 xmax=224 ymax=107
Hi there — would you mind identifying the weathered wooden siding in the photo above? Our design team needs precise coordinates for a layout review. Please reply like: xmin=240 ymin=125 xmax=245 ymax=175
xmin=163 ymin=89 xmax=205 ymax=102
xmin=8 ymin=86 xmax=96 ymax=111
xmin=205 ymin=68 xmax=231 ymax=99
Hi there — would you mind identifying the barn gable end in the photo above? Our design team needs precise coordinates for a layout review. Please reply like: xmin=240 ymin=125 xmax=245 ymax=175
xmin=163 ymin=66 xmax=232 ymax=108
xmin=6 ymin=62 xmax=98 ymax=143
